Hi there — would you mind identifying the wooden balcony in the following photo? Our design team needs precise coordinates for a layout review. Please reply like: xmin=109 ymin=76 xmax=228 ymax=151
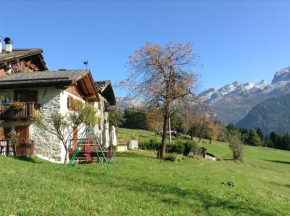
xmin=0 ymin=139 xmax=35 ymax=157
xmin=0 ymin=102 xmax=40 ymax=120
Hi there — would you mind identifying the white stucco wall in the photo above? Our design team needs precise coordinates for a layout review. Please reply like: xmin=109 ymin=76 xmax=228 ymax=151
xmin=95 ymin=94 xmax=109 ymax=147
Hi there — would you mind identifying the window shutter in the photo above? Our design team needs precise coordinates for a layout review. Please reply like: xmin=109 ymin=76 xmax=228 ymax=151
xmin=0 ymin=127 xmax=4 ymax=139
xmin=67 ymin=96 xmax=72 ymax=109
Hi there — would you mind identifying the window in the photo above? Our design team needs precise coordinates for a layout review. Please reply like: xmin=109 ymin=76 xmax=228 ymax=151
xmin=14 ymin=90 xmax=37 ymax=103
xmin=16 ymin=93 xmax=26 ymax=102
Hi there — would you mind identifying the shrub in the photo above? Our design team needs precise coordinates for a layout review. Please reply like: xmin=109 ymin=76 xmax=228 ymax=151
xmin=148 ymin=139 xmax=160 ymax=150
xmin=139 ymin=139 xmax=160 ymax=150
xmin=228 ymin=133 xmax=244 ymax=161
xmin=8 ymin=131 xmax=20 ymax=146
xmin=183 ymin=141 xmax=197 ymax=156
xmin=170 ymin=141 xmax=184 ymax=154
xmin=164 ymin=154 xmax=176 ymax=162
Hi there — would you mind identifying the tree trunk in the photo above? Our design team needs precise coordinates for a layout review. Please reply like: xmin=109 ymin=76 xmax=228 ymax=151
xmin=191 ymin=126 xmax=194 ymax=140
xmin=64 ymin=149 xmax=68 ymax=164
xmin=159 ymin=114 xmax=168 ymax=159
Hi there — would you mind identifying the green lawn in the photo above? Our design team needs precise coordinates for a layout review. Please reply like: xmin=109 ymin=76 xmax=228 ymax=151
xmin=0 ymin=129 xmax=290 ymax=215
xmin=117 ymin=127 xmax=190 ymax=143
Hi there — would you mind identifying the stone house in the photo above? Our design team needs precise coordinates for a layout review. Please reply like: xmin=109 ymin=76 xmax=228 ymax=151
xmin=0 ymin=70 xmax=99 ymax=162
xmin=0 ymin=38 xmax=116 ymax=163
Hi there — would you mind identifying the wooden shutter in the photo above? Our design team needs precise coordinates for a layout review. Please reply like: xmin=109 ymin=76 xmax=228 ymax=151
xmin=0 ymin=127 xmax=4 ymax=139
xmin=15 ymin=126 xmax=29 ymax=139
xmin=67 ymin=96 xmax=73 ymax=109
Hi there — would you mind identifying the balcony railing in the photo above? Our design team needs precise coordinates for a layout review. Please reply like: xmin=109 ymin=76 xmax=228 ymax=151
xmin=0 ymin=139 xmax=35 ymax=157
xmin=0 ymin=102 xmax=40 ymax=120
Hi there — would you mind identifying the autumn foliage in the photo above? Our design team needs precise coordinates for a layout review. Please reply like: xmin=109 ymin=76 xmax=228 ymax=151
xmin=120 ymin=41 xmax=202 ymax=158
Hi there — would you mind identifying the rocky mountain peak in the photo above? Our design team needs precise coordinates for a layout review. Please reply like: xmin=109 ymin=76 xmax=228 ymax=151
xmin=254 ymin=79 xmax=268 ymax=90
xmin=271 ymin=67 xmax=290 ymax=84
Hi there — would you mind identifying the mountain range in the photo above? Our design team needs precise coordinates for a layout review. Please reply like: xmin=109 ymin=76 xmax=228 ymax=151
xmin=116 ymin=96 xmax=144 ymax=109
xmin=200 ymin=67 xmax=290 ymax=125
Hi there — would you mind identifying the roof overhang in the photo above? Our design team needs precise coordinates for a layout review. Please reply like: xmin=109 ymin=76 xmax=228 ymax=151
xmin=94 ymin=80 xmax=116 ymax=105
xmin=73 ymin=70 xmax=100 ymax=102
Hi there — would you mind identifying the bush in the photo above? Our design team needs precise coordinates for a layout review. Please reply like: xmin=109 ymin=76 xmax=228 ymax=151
xmin=228 ymin=134 xmax=244 ymax=161
xmin=139 ymin=139 xmax=160 ymax=150
xmin=148 ymin=139 xmax=160 ymax=150
xmin=164 ymin=154 xmax=176 ymax=162
xmin=183 ymin=141 xmax=197 ymax=156
xmin=138 ymin=140 xmax=148 ymax=150
xmin=170 ymin=141 xmax=184 ymax=154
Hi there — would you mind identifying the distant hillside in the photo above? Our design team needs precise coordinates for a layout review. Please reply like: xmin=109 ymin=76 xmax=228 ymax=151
xmin=235 ymin=93 xmax=290 ymax=134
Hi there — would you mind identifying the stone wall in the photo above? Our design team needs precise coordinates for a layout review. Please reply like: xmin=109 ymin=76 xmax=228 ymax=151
xmin=31 ymin=87 xmax=63 ymax=162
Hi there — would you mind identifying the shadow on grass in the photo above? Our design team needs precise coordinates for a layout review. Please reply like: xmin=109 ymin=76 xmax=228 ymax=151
xmin=111 ymin=175 xmax=276 ymax=216
xmin=270 ymin=181 xmax=290 ymax=189
xmin=223 ymin=158 xmax=235 ymax=161
xmin=116 ymin=152 xmax=156 ymax=158
xmin=14 ymin=156 xmax=42 ymax=163
xmin=265 ymin=160 xmax=290 ymax=165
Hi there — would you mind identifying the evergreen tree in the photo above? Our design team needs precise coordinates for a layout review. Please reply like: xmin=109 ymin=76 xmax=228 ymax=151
xmin=123 ymin=107 xmax=146 ymax=129
xmin=270 ymin=131 xmax=278 ymax=148
xmin=276 ymin=133 xmax=283 ymax=149
xmin=256 ymin=127 xmax=264 ymax=142
xmin=248 ymin=129 xmax=262 ymax=146
xmin=239 ymin=128 xmax=249 ymax=144
xmin=282 ymin=133 xmax=290 ymax=150
xmin=263 ymin=135 xmax=274 ymax=148
xmin=226 ymin=123 xmax=237 ymax=136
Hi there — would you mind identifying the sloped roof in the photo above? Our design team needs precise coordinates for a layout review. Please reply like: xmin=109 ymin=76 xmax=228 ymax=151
xmin=0 ymin=70 xmax=87 ymax=88
xmin=94 ymin=80 xmax=116 ymax=105
xmin=0 ymin=48 xmax=48 ymax=70
xmin=95 ymin=80 xmax=111 ymax=92
xmin=0 ymin=69 xmax=100 ymax=102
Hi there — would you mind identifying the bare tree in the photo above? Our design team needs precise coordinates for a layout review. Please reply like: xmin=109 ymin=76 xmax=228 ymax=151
xmin=120 ymin=41 xmax=202 ymax=158
xmin=35 ymin=100 xmax=98 ymax=164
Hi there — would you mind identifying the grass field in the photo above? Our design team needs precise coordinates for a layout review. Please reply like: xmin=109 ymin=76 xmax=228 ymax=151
xmin=0 ymin=128 xmax=290 ymax=215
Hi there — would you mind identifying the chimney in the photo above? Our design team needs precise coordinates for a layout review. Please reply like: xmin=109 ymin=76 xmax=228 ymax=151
xmin=4 ymin=37 xmax=12 ymax=52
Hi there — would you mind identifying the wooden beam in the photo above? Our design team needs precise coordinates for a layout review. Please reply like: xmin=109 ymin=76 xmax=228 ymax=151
xmin=0 ymin=62 xmax=8 ymax=68
xmin=84 ymin=94 xmax=97 ymax=100
xmin=78 ymin=78 xmax=89 ymax=95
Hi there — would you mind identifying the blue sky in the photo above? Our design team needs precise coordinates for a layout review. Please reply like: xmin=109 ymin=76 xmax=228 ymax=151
xmin=1 ymin=0 xmax=290 ymax=96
